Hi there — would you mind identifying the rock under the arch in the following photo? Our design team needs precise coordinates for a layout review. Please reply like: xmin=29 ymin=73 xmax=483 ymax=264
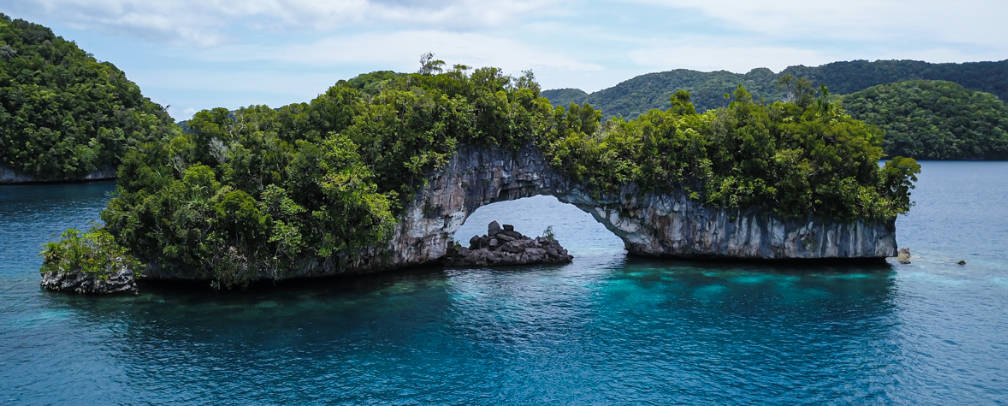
xmin=445 ymin=222 xmax=573 ymax=267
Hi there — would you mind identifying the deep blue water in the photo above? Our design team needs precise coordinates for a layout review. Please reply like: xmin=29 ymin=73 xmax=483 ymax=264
xmin=1 ymin=162 xmax=1006 ymax=405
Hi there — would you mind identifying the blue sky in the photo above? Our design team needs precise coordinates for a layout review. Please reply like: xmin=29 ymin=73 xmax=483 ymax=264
xmin=3 ymin=0 xmax=1006 ymax=120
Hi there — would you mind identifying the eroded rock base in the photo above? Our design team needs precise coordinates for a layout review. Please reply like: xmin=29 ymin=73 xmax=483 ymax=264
xmin=41 ymin=267 xmax=137 ymax=295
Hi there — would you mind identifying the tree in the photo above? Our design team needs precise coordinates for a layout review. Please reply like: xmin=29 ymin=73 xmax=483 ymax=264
xmin=879 ymin=156 xmax=921 ymax=213
xmin=418 ymin=52 xmax=445 ymax=75
xmin=777 ymin=74 xmax=816 ymax=109
xmin=669 ymin=90 xmax=696 ymax=115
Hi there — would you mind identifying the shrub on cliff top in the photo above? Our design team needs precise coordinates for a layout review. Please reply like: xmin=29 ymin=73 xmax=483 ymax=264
xmin=538 ymin=86 xmax=922 ymax=219
xmin=40 ymin=227 xmax=143 ymax=279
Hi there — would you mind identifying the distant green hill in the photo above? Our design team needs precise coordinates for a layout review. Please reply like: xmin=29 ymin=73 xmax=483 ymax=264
xmin=541 ymin=88 xmax=588 ymax=108
xmin=543 ymin=59 xmax=1008 ymax=120
xmin=0 ymin=13 xmax=174 ymax=180
xmin=841 ymin=80 xmax=1008 ymax=160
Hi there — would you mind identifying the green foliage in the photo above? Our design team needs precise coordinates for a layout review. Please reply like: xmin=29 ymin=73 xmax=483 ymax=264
xmin=879 ymin=156 xmax=922 ymax=214
xmin=538 ymin=86 xmax=920 ymax=219
xmin=784 ymin=59 xmax=1008 ymax=101
xmin=0 ymin=13 xmax=174 ymax=180
xmin=541 ymin=225 xmax=556 ymax=241
xmin=669 ymin=90 xmax=696 ymax=115
xmin=40 ymin=227 xmax=142 ymax=279
xmin=777 ymin=74 xmax=817 ymax=109
xmin=541 ymin=88 xmax=588 ymax=108
xmin=542 ymin=68 xmax=784 ymax=120
xmin=841 ymin=80 xmax=1008 ymax=159
xmin=542 ymin=59 xmax=1008 ymax=121
xmin=99 ymin=64 xmax=559 ymax=288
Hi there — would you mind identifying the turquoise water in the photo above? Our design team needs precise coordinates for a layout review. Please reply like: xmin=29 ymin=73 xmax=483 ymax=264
xmin=1 ymin=162 xmax=1006 ymax=404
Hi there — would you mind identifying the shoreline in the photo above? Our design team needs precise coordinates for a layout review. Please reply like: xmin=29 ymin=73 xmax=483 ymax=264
xmin=125 ymin=253 xmax=894 ymax=294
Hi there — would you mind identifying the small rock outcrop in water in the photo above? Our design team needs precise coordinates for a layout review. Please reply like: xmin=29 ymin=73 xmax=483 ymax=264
xmin=444 ymin=221 xmax=573 ymax=267
xmin=897 ymin=248 xmax=911 ymax=264
xmin=41 ymin=264 xmax=137 ymax=295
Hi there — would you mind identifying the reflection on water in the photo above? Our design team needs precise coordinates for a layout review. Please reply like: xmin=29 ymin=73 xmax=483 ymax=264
xmin=2 ymin=163 xmax=1007 ymax=404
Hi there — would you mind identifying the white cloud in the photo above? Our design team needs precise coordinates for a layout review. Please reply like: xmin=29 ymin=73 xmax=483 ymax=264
xmin=200 ymin=30 xmax=602 ymax=73
xmin=133 ymin=69 xmax=350 ymax=120
xmin=133 ymin=30 xmax=603 ymax=119
xmin=635 ymin=0 xmax=1008 ymax=48
xmin=131 ymin=70 xmax=341 ymax=96
xmin=11 ymin=0 xmax=566 ymax=46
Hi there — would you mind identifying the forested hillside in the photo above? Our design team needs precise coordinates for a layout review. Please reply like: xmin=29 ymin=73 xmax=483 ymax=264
xmin=841 ymin=80 xmax=1008 ymax=160
xmin=543 ymin=59 xmax=1008 ymax=120
xmin=541 ymin=88 xmax=588 ymax=109
xmin=0 ymin=13 xmax=173 ymax=180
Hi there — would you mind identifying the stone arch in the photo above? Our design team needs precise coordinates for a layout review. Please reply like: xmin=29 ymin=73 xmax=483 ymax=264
xmin=354 ymin=143 xmax=897 ymax=274
xmin=452 ymin=195 xmax=625 ymax=255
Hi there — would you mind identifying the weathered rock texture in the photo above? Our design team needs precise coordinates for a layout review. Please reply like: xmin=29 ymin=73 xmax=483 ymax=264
xmin=144 ymin=143 xmax=898 ymax=280
xmin=1 ymin=165 xmax=116 ymax=184
xmin=445 ymin=221 xmax=573 ymax=267
xmin=344 ymin=143 xmax=895 ymax=272
xmin=41 ymin=265 xmax=138 ymax=295
xmin=897 ymin=248 xmax=912 ymax=264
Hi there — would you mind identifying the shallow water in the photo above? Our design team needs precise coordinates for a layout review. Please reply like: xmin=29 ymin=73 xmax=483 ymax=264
xmin=1 ymin=162 xmax=1006 ymax=404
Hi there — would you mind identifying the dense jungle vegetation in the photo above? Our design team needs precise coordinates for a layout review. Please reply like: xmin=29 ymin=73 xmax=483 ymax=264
xmin=52 ymin=59 xmax=916 ymax=287
xmin=41 ymin=227 xmax=143 ymax=278
xmin=543 ymin=59 xmax=1008 ymax=121
xmin=841 ymin=80 xmax=1008 ymax=160
xmin=0 ymin=13 xmax=173 ymax=180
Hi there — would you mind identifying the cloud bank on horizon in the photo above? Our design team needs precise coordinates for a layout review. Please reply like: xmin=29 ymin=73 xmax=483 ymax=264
xmin=4 ymin=0 xmax=1006 ymax=119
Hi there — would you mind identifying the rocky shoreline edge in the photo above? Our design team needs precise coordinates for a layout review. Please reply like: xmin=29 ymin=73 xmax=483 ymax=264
xmin=41 ymin=265 xmax=138 ymax=295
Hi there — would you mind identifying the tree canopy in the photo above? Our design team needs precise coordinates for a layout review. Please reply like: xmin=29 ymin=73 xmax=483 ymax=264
xmin=542 ymin=59 xmax=1008 ymax=122
xmin=539 ymin=86 xmax=919 ymax=221
xmin=841 ymin=80 xmax=1008 ymax=160
xmin=0 ymin=13 xmax=173 ymax=180
xmin=99 ymin=66 xmax=556 ymax=287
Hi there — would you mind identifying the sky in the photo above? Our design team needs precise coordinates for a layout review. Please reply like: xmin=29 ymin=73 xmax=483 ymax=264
xmin=3 ymin=0 xmax=1006 ymax=120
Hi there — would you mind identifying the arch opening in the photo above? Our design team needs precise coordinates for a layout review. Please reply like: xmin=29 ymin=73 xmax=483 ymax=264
xmin=453 ymin=195 xmax=626 ymax=259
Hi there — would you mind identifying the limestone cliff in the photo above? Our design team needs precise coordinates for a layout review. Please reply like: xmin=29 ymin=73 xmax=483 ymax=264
xmin=41 ymin=262 xmax=138 ymax=295
xmin=336 ymin=144 xmax=894 ymax=274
